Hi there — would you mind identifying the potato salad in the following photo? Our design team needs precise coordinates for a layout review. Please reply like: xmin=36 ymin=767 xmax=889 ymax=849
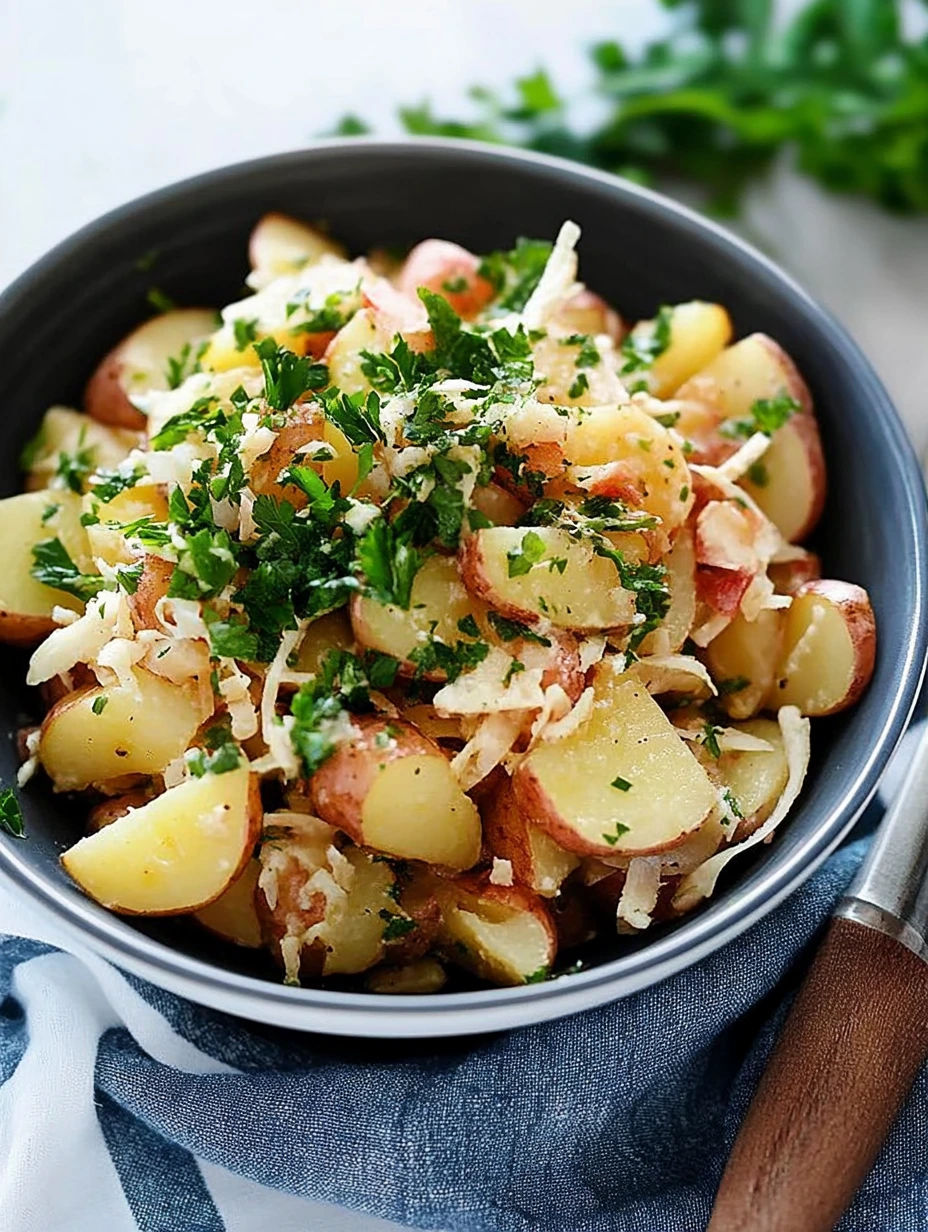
xmin=1 ymin=213 xmax=876 ymax=992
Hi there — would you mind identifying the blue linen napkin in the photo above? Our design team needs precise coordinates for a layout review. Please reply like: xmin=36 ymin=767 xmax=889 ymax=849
xmin=2 ymin=724 xmax=925 ymax=1232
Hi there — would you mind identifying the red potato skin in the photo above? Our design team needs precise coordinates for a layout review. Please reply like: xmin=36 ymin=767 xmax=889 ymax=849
xmin=775 ymin=579 xmax=877 ymax=716
xmin=0 ymin=612 xmax=60 ymax=648
xmin=551 ymin=288 xmax=624 ymax=343
xmin=39 ymin=664 xmax=97 ymax=711
xmin=386 ymin=876 xmax=442 ymax=965
xmin=249 ymin=404 xmax=325 ymax=504
xmin=362 ymin=279 xmax=433 ymax=353
xmin=769 ymin=551 xmax=822 ymax=597
xmin=397 ymin=240 xmax=495 ymax=321
xmin=255 ymin=862 xmax=327 ymax=980
xmin=696 ymin=565 xmax=754 ymax=616
xmin=128 ymin=556 xmax=175 ymax=632
xmin=308 ymin=716 xmax=440 ymax=843
xmin=86 ymin=787 xmax=157 ymax=833
xmin=440 ymin=870 xmax=557 ymax=951
xmin=84 ymin=348 xmax=148 ymax=430
xmin=480 ymin=776 xmax=540 ymax=889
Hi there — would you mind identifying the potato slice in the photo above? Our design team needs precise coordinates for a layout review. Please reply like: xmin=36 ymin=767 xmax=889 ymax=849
xmin=738 ymin=413 xmax=826 ymax=543
xmin=676 ymin=333 xmax=812 ymax=430
xmin=717 ymin=718 xmax=789 ymax=840
xmin=84 ymin=483 xmax=170 ymax=567
xmin=84 ymin=308 xmax=218 ymax=429
xmin=194 ymin=858 xmax=263 ymax=948
xmin=0 ymin=490 xmax=92 ymax=644
xmin=770 ymin=580 xmax=876 ymax=715
xmin=514 ymin=659 xmax=718 ymax=857
xmin=365 ymin=959 xmax=448 ymax=995
xmin=292 ymin=608 xmax=355 ymax=676
xmin=481 ymin=777 xmax=579 ymax=897
xmin=39 ymin=669 xmax=211 ymax=792
xmin=431 ymin=875 xmax=557 ymax=986
xmin=705 ymin=607 xmax=785 ymax=720
xmin=248 ymin=212 xmax=346 ymax=287
xmin=61 ymin=766 xmax=257 ymax=915
xmin=565 ymin=404 xmax=693 ymax=533
xmin=638 ymin=527 xmax=696 ymax=655
xmin=324 ymin=308 xmax=378 ymax=396
xmin=629 ymin=301 xmax=733 ymax=397
xmin=351 ymin=554 xmax=482 ymax=674
xmin=459 ymin=526 xmax=635 ymax=631
xmin=22 ymin=406 xmax=140 ymax=492
xmin=309 ymin=716 xmax=481 ymax=869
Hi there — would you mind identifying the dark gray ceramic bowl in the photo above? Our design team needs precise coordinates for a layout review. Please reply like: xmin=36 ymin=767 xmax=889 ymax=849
xmin=0 ymin=139 xmax=924 ymax=1037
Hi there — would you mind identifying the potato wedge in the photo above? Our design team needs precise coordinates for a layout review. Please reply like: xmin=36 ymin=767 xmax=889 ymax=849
xmin=248 ymin=212 xmax=346 ymax=287
xmin=717 ymin=718 xmax=789 ymax=840
xmin=39 ymin=669 xmax=212 ymax=792
xmin=309 ymin=716 xmax=481 ymax=869
xmin=397 ymin=239 xmax=495 ymax=321
xmin=0 ymin=490 xmax=92 ymax=644
xmin=771 ymin=580 xmax=876 ymax=715
xmin=676 ymin=333 xmax=812 ymax=434
xmin=193 ymin=858 xmax=263 ymax=948
xmin=705 ymin=607 xmax=785 ymax=720
xmin=431 ymin=874 xmax=557 ymax=986
xmin=365 ymin=959 xmax=448 ymax=995
xmin=638 ymin=527 xmax=696 ymax=656
xmin=459 ymin=526 xmax=635 ymax=631
xmin=738 ymin=413 xmax=826 ymax=543
xmin=513 ymin=659 xmax=718 ymax=857
xmin=84 ymin=483 xmax=170 ymax=567
xmin=481 ymin=777 xmax=579 ymax=897
xmin=292 ymin=608 xmax=355 ymax=676
xmin=249 ymin=404 xmax=358 ymax=499
xmin=628 ymin=301 xmax=733 ymax=397
xmin=352 ymin=554 xmax=484 ymax=676
xmin=324 ymin=308 xmax=378 ymax=397
xmin=22 ymin=406 xmax=140 ymax=492
xmin=84 ymin=308 xmax=218 ymax=429
xmin=61 ymin=766 xmax=257 ymax=915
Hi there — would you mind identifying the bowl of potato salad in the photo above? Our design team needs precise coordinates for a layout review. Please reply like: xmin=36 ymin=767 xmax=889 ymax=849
xmin=0 ymin=141 xmax=922 ymax=1037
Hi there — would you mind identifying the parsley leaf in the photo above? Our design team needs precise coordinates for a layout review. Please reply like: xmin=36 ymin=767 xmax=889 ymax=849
xmin=507 ymin=529 xmax=548 ymax=577
xmin=203 ymin=609 xmax=259 ymax=660
xmin=611 ymin=776 xmax=632 ymax=791
xmin=720 ymin=394 xmax=800 ymax=441
xmin=31 ymin=539 xmax=105 ymax=601
xmin=486 ymin=611 xmax=551 ymax=646
xmin=0 ymin=787 xmax=25 ymax=839
xmin=477 ymin=237 xmax=553 ymax=312
xmin=255 ymin=338 xmax=328 ymax=410
xmin=355 ymin=518 xmax=424 ymax=610
xmin=379 ymin=909 xmax=416 ymax=942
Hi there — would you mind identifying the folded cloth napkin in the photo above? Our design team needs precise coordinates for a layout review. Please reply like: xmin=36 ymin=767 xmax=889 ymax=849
xmin=0 ymin=730 xmax=923 ymax=1232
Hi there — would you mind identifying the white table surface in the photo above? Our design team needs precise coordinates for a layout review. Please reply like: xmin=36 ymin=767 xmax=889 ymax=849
xmin=1 ymin=3 xmax=926 ymax=1229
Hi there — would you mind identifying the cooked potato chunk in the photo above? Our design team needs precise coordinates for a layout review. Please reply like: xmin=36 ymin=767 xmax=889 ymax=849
xmin=459 ymin=526 xmax=635 ymax=630
xmin=193 ymin=858 xmax=263 ymax=948
xmin=514 ymin=659 xmax=718 ymax=857
xmin=39 ymin=669 xmax=211 ymax=792
xmin=638 ymin=527 xmax=696 ymax=656
xmin=324 ymin=308 xmax=378 ymax=396
xmin=84 ymin=308 xmax=218 ymax=429
xmin=351 ymin=554 xmax=483 ymax=675
xmin=23 ymin=406 xmax=140 ymax=492
xmin=676 ymin=333 xmax=812 ymax=431
xmin=717 ymin=718 xmax=789 ymax=840
xmin=61 ymin=766 xmax=257 ymax=914
xmin=705 ymin=608 xmax=785 ymax=720
xmin=365 ymin=959 xmax=448 ymax=995
xmin=738 ymin=413 xmax=826 ymax=543
xmin=481 ymin=777 xmax=579 ymax=897
xmin=629 ymin=301 xmax=733 ymax=397
xmin=432 ymin=875 xmax=557 ymax=986
xmin=248 ymin=212 xmax=347 ymax=287
xmin=0 ymin=490 xmax=92 ymax=644
xmin=292 ymin=608 xmax=355 ymax=676
xmin=84 ymin=483 xmax=170 ymax=567
xmin=771 ymin=580 xmax=876 ymax=715
xmin=309 ymin=716 xmax=481 ymax=869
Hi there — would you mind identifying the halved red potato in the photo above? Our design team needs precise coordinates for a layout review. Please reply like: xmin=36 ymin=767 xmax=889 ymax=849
xmin=768 ymin=550 xmax=821 ymax=597
xmin=565 ymin=404 xmax=694 ymax=533
xmin=351 ymin=554 xmax=483 ymax=677
xmin=61 ymin=766 xmax=257 ymax=915
xmin=431 ymin=873 xmax=557 ymax=986
xmin=23 ymin=406 xmax=140 ymax=492
xmin=397 ymin=239 xmax=495 ymax=320
xmin=309 ymin=716 xmax=481 ymax=869
xmin=248 ymin=404 xmax=358 ymax=499
xmin=549 ymin=288 xmax=623 ymax=342
xmin=248 ymin=212 xmax=346 ymax=287
xmin=513 ymin=659 xmax=718 ymax=858
xmin=39 ymin=669 xmax=212 ymax=792
xmin=84 ymin=308 xmax=218 ymax=429
xmin=459 ymin=526 xmax=635 ymax=631
xmin=716 ymin=718 xmax=790 ymax=841
xmin=705 ymin=607 xmax=785 ymax=720
xmin=0 ymin=490 xmax=93 ymax=644
xmin=193 ymin=858 xmax=263 ymax=948
xmin=481 ymin=776 xmax=580 ymax=897
xmin=738 ymin=413 xmax=827 ymax=543
xmin=365 ymin=959 xmax=448 ymax=995
xmin=469 ymin=481 xmax=526 ymax=528
xmin=638 ymin=527 xmax=696 ymax=656
xmin=83 ymin=483 xmax=170 ymax=568
xmin=626 ymin=301 xmax=733 ymax=397
xmin=770 ymin=580 xmax=876 ymax=716
xmin=324 ymin=308 xmax=378 ymax=397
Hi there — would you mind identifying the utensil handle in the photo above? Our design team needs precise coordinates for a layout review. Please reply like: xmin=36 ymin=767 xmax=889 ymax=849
xmin=708 ymin=915 xmax=928 ymax=1232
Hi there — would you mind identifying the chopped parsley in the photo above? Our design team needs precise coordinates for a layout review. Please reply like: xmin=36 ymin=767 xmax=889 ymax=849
xmin=186 ymin=725 xmax=242 ymax=777
xmin=720 ymin=394 xmax=800 ymax=441
xmin=203 ymin=609 xmax=259 ymax=660
xmin=55 ymin=436 xmax=95 ymax=493
xmin=477 ymin=237 xmax=552 ymax=313
xmin=717 ymin=676 xmax=750 ymax=696
xmin=232 ymin=318 xmax=259 ymax=351
xmin=746 ymin=461 xmax=769 ymax=487
xmin=379 ymin=909 xmax=416 ymax=942
xmin=611 ymin=776 xmax=632 ymax=791
xmin=602 ymin=821 xmax=631 ymax=846
xmin=41 ymin=503 xmax=60 ymax=525
xmin=408 ymin=629 xmax=490 ymax=682
xmin=568 ymin=372 xmax=589 ymax=399
xmin=507 ymin=529 xmax=548 ymax=578
xmin=0 ymin=787 xmax=25 ymax=840
xmin=31 ymin=539 xmax=105 ymax=601
xmin=619 ymin=306 xmax=673 ymax=378
xmin=146 ymin=287 xmax=177 ymax=314
xmin=166 ymin=341 xmax=203 ymax=389
xmin=723 ymin=788 xmax=744 ymax=820
xmin=89 ymin=465 xmax=145 ymax=504
xmin=254 ymin=338 xmax=328 ymax=411
xmin=702 ymin=722 xmax=723 ymax=759
xmin=502 ymin=658 xmax=525 ymax=687
xmin=355 ymin=518 xmax=424 ymax=610
xmin=524 ymin=965 xmax=550 ymax=984
xmin=91 ymin=696 xmax=109 ymax=716
xmin=456 ymin=614 xmax=482 ymax=639
xmin=486 ymin=611 xmax=551 ymax=647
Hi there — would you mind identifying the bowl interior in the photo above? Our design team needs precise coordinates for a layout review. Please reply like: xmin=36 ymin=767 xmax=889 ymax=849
xmin=0 ymin=141 xmax=923 ymax=1034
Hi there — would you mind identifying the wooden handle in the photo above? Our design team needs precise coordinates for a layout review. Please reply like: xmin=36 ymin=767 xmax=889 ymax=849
xmin=709 ymin=916 xmax=928 ymax=1232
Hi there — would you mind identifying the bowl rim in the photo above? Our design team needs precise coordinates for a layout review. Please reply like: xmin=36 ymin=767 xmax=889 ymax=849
xmin=1 ymin=135 xmax=925 ymax=1038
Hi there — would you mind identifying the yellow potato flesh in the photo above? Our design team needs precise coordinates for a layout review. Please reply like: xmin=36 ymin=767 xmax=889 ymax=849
xmin=293 ymin=608 xmax=354 ymax=675
xmin=638 ymin=528 xmax=695 ymax=656
xmin=643 ymin=302 xmax=733 ymax=397
xmin=678 ymin=334 xmax=797 ymax=420
xmin=250 ymin=213 xmax=346 ymax=281
xmin=119 ymin=309 xmax=219 ymax=399
xmin=322 ymin=847 xmax=399 ymax=976
xmin=520 ymin=663 xmax=717 ymax=855
xmin=194 ymin=858 xmax=263 ymax=947
xmin=361 ymin=755 xmax=481 ymax=870
xmin=0 ymin=490 xmax=91 ymax=629
xmin=739 ymin=419 xmax=819 ymax=543
xmin=352 ymin=554 xmax=478 ymax=664
xmin=61 ymin=767 xmax=254 ymax=914
xmin=84 ymin=485 xmax=170 ymax=567
xmin=718 ymin=718 xmax=788 ymax=826
xmin=325 ymin=309 xmax=377 ymax=397
xmin=528 ymin=827 xmax=580 ymax=897
xmin=40 ymin=670 xmax=210 ymax=791
xmin=433 ymin=884 xmax=553 ymax=985
xmin=366 ymin=959 xmax=447 ymax=995
xmin=469 ymin=526 xmax=634 ymax=630
xmin=25 ymin=407 xmax=138 ymax=490
xmin=773 ymin=592 xmax=858 ymax=715
xmin=706 ymin=608 xmax=784 ymax=720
